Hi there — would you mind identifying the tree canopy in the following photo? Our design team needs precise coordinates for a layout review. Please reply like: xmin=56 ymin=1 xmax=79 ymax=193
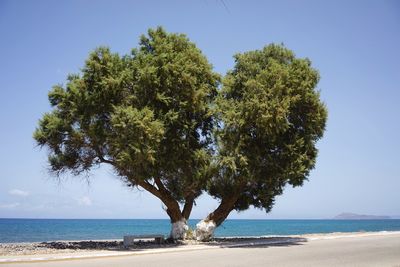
xmin=195 ymin=44 xmax=327 ymax=240
xmin=34 ymin=27 xmax=327 ymax=241
xmin=34 ymin=27 xmax=219 ymax=239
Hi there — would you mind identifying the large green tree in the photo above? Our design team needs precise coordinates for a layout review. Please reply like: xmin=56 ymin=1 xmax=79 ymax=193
xmin=35 ymin=28 xmax=326 ymax=241
xmin=34 ymin=27 xmax=219 ymax=239
xmin=195 ymin=44 xmax=327 ymax=240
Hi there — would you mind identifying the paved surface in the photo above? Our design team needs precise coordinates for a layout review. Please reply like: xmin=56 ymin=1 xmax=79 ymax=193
xmin=1 ymin=233 xmax=400 ymax=266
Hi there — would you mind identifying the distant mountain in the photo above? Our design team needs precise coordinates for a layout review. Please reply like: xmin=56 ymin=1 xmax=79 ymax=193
xmin=333 ymin=213 xmax=391 ymax=220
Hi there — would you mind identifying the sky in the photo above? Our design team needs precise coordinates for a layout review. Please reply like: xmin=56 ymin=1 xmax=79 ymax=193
xmin=0 ymin=0 xmax=399 ymax=220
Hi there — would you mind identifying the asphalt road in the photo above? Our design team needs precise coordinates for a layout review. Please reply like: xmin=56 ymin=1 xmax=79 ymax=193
xmin=2 ymin=233 xmax=400 ymax=267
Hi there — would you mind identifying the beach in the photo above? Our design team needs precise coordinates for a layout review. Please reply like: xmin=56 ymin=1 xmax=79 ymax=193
xmin=1 ymin=231 xmax=399 ymax=266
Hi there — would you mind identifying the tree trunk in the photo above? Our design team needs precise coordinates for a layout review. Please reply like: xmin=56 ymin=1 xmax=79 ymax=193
xmin=136 ymin=179 xmax=189 ymax=240
xmin=164 ymin=198 xmax=189 ymax=240
xmin=170 ymin=218 xmax=189 ymax=240
xmin=158 ymin=191 xmax=190 ymax=240
xmin=169 ymin=195 xmax=195 ymax=240
xmin=195 ymin=195 xmax=239 ymax=241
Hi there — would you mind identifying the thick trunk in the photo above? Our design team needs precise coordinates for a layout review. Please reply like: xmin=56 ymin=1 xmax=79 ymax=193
xmin=195 ymin=195 xmax=238 ymax=241
xmin=136 ymin=179 xmax=188 ymax=240
xmin=170 ymin=195 xmax=195 ymax=240
xmin=163 ymin=198 xmax=183 ymax=223
xmin=159 ymin=192 xmax=189 ymax=240
xmin=169 ymin=195 xmax=196 ymax=239
xmin=170 ymin=218 xmax=189 ymax=240
xmin=164 ymin=198 xmax=188 ymax=240
xmin=195 ymin=219 xmax=216 ymax=241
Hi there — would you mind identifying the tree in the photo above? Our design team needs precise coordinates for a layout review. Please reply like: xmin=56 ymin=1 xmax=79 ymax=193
xmin=34 ymin=27 xmax=219 ymax=239
xmin=195 ymin=44 xmax=327 ymax=240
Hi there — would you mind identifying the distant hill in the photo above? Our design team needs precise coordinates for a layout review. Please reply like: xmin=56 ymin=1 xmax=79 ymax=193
xmin=333 ymin=213 xmax=391 ymax=220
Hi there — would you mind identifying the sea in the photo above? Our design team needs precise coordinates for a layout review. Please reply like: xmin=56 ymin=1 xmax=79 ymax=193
xmin=1 ymin=219 xmax=400 ymax=243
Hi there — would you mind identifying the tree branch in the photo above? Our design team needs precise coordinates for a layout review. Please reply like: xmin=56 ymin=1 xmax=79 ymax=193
xmin=182 ymin=194 xmax=195 ymax=220
xmin=205 ymin=179 xmax=247 ymax=226
xmin=98 ymin=155 xmax=115 ymax=165
xmin=136 ymin=180 xmax=163 ymax=199
xmin=153 ymin=177 xmax=168 ymax=194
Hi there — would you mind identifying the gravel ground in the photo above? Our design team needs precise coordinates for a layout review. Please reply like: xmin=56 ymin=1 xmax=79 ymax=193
xmin=0 ymin=236 xmax=304 ymax=256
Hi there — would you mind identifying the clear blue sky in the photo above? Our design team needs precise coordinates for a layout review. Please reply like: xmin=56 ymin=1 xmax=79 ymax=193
xmin=0 ymin=0 xmax=399 ymax=219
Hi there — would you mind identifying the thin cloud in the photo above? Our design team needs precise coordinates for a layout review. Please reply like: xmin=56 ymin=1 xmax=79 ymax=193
xmin=77 ymin=196 xmax=92 ymax=206
xmin=0 ymin=202 xmax=20 ymax=209
xmin=9 ymin=189 xmax=30 ymax=197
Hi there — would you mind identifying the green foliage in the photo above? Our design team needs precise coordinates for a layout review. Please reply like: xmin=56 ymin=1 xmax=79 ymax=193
xmin=34 ymin=28 xmax=326 ymax=222
xmin=34 ymin=27 xmax=219 ymax=202
xmin=209 ymin=44 xmax=327 ymax=212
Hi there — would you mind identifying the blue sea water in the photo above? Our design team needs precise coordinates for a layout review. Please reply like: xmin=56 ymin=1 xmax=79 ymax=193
xmin=1 ymin=219 xmax=400 ymax=243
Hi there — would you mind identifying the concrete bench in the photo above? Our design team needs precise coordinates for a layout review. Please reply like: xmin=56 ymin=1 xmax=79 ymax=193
xmin=123 ymin=234 xmax=165 ymax=246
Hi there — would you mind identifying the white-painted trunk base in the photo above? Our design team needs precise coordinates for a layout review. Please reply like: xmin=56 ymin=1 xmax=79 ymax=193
xmin=195 ymin=220 xmax=216 ymax=241
xmin=170 ymin=220 xmax=188 ymax=240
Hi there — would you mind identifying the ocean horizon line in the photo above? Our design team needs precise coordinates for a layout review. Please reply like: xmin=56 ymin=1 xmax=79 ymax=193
xmin=0 ymin=217 xmax=332 ymax=220
xmin=1 ymin=217 xmax=399 ymax=220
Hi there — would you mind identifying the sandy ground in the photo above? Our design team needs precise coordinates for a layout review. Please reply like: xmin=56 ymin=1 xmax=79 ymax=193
xmin=1 ymin=231 xmax=400 ymax=266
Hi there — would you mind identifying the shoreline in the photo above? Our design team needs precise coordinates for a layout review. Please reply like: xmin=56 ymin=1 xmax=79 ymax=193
xmin=1 ymin=230 xmax=400 ymax=263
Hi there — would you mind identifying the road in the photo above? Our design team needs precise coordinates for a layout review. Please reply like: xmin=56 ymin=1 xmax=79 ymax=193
xmin=2 ymin=233 xmax=400 ymax=267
